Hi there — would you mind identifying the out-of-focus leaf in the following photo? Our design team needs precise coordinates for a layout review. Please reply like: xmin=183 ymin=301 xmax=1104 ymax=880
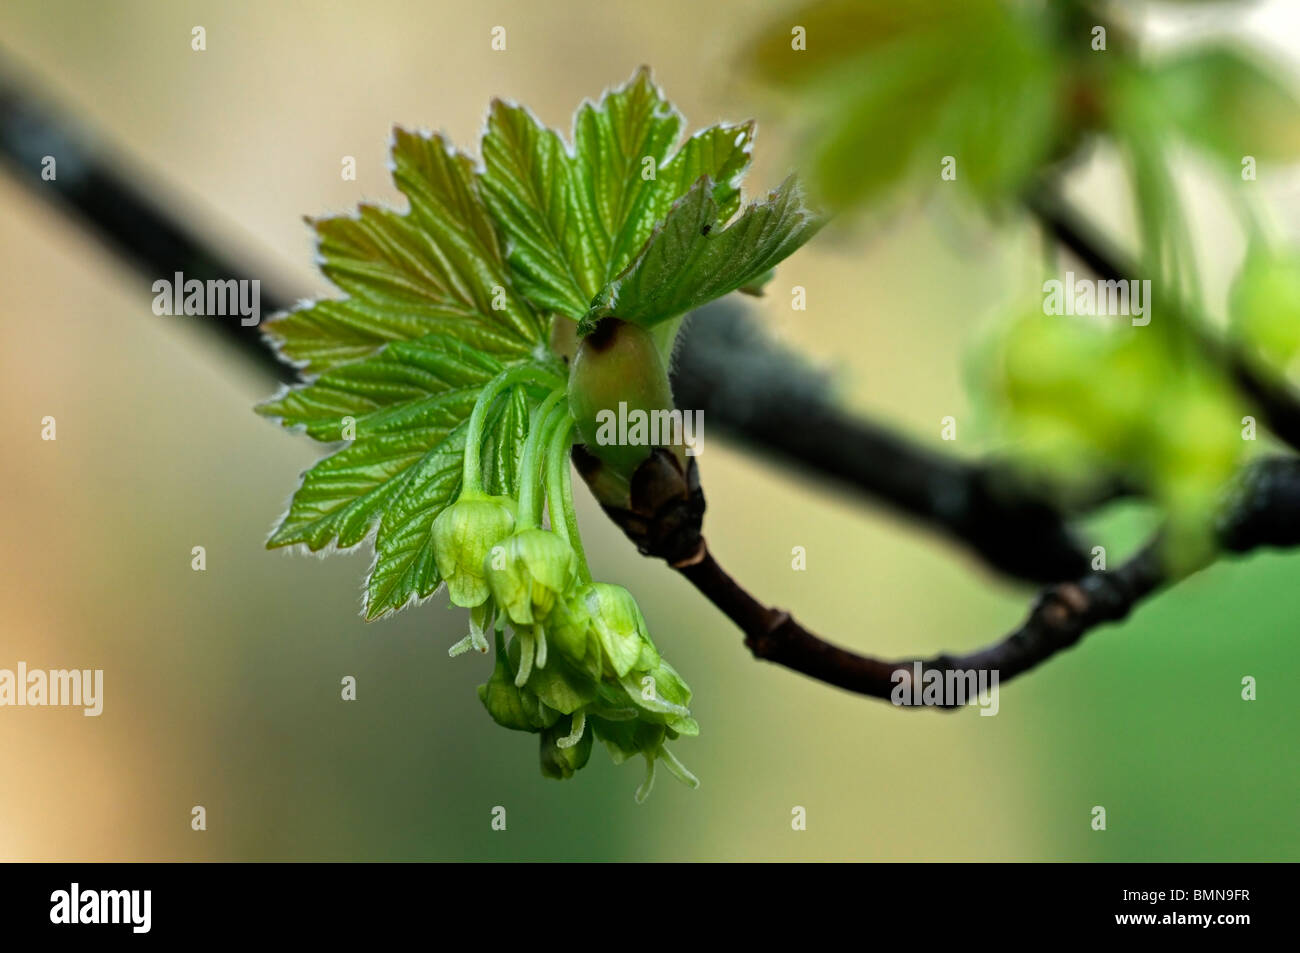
xmin=748 ymin=0 xmax=1063 ymax=211
xmin=1143 ymin=46 xmax=1300 ymax=165
xmin=977 ymin=305 xmax=1244 ymax=563
xmin=749 ymin=0 xmax=982 ymax=87
xmin=1231 ymin=245 xmax=1300 ymax=377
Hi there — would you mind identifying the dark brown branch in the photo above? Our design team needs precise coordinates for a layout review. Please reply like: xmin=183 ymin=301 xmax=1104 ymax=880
xmin=677 ymin=543 xmax=1160 ymax=704
xmin=676 ymin=456 xmax=1300 ymax=706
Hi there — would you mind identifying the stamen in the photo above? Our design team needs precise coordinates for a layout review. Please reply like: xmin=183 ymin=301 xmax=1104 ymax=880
xmin=535 ymin=623 xmax=548 ymax=669
xmin=515 ymin=633 xmax=535 ymax=687
xmin=469 ymin=603 xmax=491 ymax=653
xmin=633 ymin=753 xmax=657 ymax=804
xmin=658 ymin=746 xmax=700 ymax=789
xmin=556 ymin=711 xmax=586 ymax=749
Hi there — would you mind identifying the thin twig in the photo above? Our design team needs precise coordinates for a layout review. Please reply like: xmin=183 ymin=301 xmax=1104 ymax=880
xmin=676 ymin=456 xmax=1300 ymax=706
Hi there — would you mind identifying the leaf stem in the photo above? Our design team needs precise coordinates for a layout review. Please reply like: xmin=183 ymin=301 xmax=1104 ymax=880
xmin=463 ymin=363 xmax=564 ymax=494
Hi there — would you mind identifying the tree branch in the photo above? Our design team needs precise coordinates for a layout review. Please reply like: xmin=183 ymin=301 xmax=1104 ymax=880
xmin=0 ymin=53 xmax=297 ymax=381
xmin=676 ymin=456 xmax=1300 ymax=706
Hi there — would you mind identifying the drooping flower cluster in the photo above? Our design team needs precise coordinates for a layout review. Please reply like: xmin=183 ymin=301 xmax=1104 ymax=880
xmin=432 ymin=366 xmax=698 ymax=801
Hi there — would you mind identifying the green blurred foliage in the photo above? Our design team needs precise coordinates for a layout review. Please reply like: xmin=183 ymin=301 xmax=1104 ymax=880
xmin=751 ymin=0 xmax=1300 ymax=572
xmin=750 ymin=0 xmax=1300 ymax=213
xmin=1140 ymin=46 xmax=1300 ymax=169
xmin=748 ymin=0 xmax=1064 ymax=210
xmin=1232 ymin=245 xmax=1300 ymax=379
xmin=975 ymin=306 xmax=1244 ymax=567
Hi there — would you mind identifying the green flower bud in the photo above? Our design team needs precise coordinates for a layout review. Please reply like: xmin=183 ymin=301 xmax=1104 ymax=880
xmin=582 ymin=583 xmax=654 ymax=678
xmin=485 ymin=528 xmax=578 ymax=625
xmin=548 ymin=586 xmax=601 ymax=678
xmin=1231 ymin=245 xmax=1300 ymax=376
xmin=432 ymin=493 xmax=516 ymax=608
xmin=568 ymin=318 xmax=679 ymax=476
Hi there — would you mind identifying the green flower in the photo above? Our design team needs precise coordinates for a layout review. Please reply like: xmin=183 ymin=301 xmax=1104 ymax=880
xmin=512 ymin=635 xmax=597 ymax=715
xmin=580 ymin=583 xmax=657 ymax=678
xmin=589 ymin=713 xmax=699 ymax=803
xmin=555 ymin=583 xmax=695 ymax=732
xmin=432 ymin=492 xmax=516 ymax=609
xmin=484 ymin=528 xmax=578 ymax=625
xmin=618 ymin=657 xmax=696 ymax=736
xmin=547 ymin=589 xmax=601 ymax=679
xmin=477 ymin=631 xmax=558 ymax=733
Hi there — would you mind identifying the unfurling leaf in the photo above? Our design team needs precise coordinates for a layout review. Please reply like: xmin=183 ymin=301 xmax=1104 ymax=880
xmin=258 ymin=129 xmax=552 ymax=619
xmin=586 ymin=176 xmax=823 ymax=328
xmin=481 ymin=67 xmax=758 ymax=320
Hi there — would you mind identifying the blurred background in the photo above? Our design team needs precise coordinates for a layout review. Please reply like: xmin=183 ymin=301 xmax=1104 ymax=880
xmin=1 ymin=0 xmax=1298 ymax=861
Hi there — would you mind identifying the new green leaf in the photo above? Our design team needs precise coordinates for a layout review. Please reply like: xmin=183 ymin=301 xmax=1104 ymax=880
xmin=258 ymin=128 xmax=552 ymax=617
xmin=264 ymin=128 xmax=543 ymax=375
xmin=481 ymin=67 xmax=755 ymax=319
xmin=586 ymin=176 xmax=823 ymax=327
